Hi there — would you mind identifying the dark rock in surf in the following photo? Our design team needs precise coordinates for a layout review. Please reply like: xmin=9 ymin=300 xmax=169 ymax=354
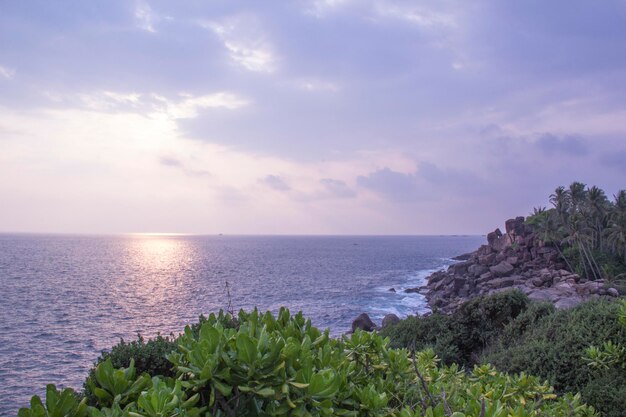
xmin=351 ymin=313 xmax=377 ymax=332
xmin=382 ymin=314 xmax=400 ymax=328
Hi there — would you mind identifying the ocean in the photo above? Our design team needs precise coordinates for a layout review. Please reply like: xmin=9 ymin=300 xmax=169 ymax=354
xmin=0 ymin=234 xmax=482 ymax=415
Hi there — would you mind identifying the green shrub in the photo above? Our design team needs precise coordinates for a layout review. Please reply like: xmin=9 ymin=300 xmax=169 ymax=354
xmin=380 ymin=290 xmax=529 ymax=367
xmin=21 ymin=308 xmax=598 ymax=416
xmin=83 ymin=333 xmax=177 ymax=404
xmin=450 ymin=289 xmax=529 ymax=361
xmin=379 ymin=313 xmax=460 ymax=364
xmin=495 ymin=301 xmax=555 ymax=347
xmin=482 ymin=299 xmax=626 ymax=416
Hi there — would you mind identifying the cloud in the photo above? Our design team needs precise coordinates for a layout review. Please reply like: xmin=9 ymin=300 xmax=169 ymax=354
xmin=357 ymin=168 xmax=420 ymax=202
xmin=0 ymin=65 xmax=15 ymax=79
xmin=319 ymin=178 xmax=356 ymax=198
xmin=297 ymin=79 xmax=339 ymax=93
xmin=135 ymin=0 xmax=157 ymax=33
xmin=201 ymin=16 xmax=276 ymax=73
xmin=357 ymin=163 xmax=489 ymax=203
xmin=373 ymin=2 xmax=456 ymax=29
xmin=260 ymin=175 xmax=291 ymax=191
xmin=600 ymin=151 xmax=626 ymax=173
xmin=535 ymin=133 xmax=588 ymax=156
xmin=69 ymin=90 xmax=250 ymax=118
xmin=163 ymin=92 xmax=250 ymax=118
xmin=159 ymin=156 xmax=210 ymax=177
xmin=159 ymin=156 xmax=181 ymax=167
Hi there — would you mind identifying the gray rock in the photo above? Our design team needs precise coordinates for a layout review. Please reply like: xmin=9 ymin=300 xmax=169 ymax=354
xmin=555 ymin=296 xmax=583 ymax=309
xmin=382 ymin=314 xmax=401 ymax=328
xmin=453 ymin=277 xmax=466 ymax=293
xmin=388 ymin=287 xmax=396 ymax=293
xmin=452 ymin=252 xmax=473 ymax=261
xmin=531 ymin=277 xmax=544 ymax=287
xmin=479 ymin=253 xmax=496 ymax=265
xmin=487 ymin=277 xmax=516 ymax=289
xmin=468 ymin=264 xmax=488 ymax=277
xmin=351 ymin=313 xmax=377 ymax=332
xmin=505 ymin=217 xmax=526 ymax=236
xmin=487 ymin=228 xmax=503 ymax=246
xmin=506 ymin=256 xmax=519 ymax=266
xmin=490 ymin=261 xmax=514 ymax=277
xmin=607 ymin=287 xmax=619 ymax=297
xmin=449 ymin=261 xmax=471 ymax=275
xmin=492 ymin=234 xmax=512 ymax=252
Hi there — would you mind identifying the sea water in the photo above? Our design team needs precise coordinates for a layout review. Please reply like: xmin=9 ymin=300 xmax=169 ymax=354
xmin=0 ymin=234 xmax=482 ymax=415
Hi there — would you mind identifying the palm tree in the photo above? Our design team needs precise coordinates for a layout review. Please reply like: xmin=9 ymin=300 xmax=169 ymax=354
xmin=534 ymin=209 xmax=574 ymax=271
xmin=550 ymin=186 xmax=570 ymax=222
xmin=606 ymin=190 xmax=626 ymax=260
xmin=568 ymin=181 xmax=588 ymax=215
xmin=586 ymin=185 xmax=609 ymax=251
xmin=605 ymin=219 xmax=626 ymax=261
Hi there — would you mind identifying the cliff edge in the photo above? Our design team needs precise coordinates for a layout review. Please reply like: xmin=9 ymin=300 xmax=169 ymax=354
xmin=418 ymin=216 xmax=620 ymax=313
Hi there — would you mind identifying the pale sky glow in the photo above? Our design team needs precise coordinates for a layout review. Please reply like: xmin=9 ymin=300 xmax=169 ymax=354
xmin=1 ymin=0 xmax=625 ymax=234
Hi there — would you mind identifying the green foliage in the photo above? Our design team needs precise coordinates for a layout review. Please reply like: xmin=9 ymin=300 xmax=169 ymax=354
xmin=22 ymin=308 xmax=598 ymax=416
xmin=527 ymin=183 xmax=626 ymax=280
xmin=380 ymin=290 xmax=529 ymax=367
xmin=83 ymin=334 xmax=177 ymax=404
xmin=451 ymin=290 xmax=528 ymax=361
xmin=87 ymin=359 xmax=151 ymax=408
xmin=482 ymin=299 xmax=626 ymax=416
xmin=580 ymin=299 xmax=626 ymax=417
xmin=18 ymin=385 xmax=87 ymax=417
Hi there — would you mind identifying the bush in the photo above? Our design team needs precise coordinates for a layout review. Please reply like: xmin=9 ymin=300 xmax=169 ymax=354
xmin=83 ymin=333 xmax=177 ymax=404
xmin=450 ymin=289 xmax=529 ymax=362
xmin=482 ymin=299 xmax=626 ymax=417
xmin=21 ymin=308 xmax=598 ymax=416
xmin=380 ymin=290 xmax=530 ymax=367
xmin=379 ymin=313 xmax=460 ymax=364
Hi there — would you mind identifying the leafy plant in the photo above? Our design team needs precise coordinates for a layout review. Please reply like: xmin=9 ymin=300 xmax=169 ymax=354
xmin=86 ymin=359 xmax=150 ymax=407
xmin=23 ymin=308 xmax=599 ymax=416
xmin=18 ymin=385 xmax=87 ymax=417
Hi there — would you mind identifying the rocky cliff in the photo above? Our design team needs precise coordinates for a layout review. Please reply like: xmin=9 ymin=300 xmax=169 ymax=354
xmin=417 ymin=216 xmax=620 ymax=313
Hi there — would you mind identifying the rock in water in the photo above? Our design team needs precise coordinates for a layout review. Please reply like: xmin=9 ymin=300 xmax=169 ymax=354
xmin=352 ymin=313 xmax=377 ymax=332
xmin=382 ymin=314 xmax=400 ymax=328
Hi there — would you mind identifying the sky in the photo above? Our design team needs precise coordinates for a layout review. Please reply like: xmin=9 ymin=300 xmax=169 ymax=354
xmin=1 ymin=0 xmax=625 ymax=235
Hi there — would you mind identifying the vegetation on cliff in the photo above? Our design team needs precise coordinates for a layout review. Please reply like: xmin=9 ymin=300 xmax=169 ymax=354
xmin=20 ymin=308 xmax=598 ymax=417
xmin=528 ymin=182 xmax=626 ymax=288
xmin=381 ymin=293 xmax=626 ymax=416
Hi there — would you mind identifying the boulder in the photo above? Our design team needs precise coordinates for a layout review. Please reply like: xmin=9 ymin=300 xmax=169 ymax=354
xmin=477 ymin=272 xmax=493 ymax=285
xmin=449 ymin=261 xmax=471 ymax=275
xmin=453 ymin=277 xmax=466 ymax=293
xmin=404 ymin=287 xmax=420 ymax=294
xmin=468 ymin=264 xmax=488 ymax=277
xmin=487 ymin=277 xmax=516 ymax=289
xmin=607 ymin=287 xmax=620 ymax=297
xmin=531 ymin=277 xmax=544 ymax=287
xmin=504 ymin=216 xmax=526 ymax=236
xmin=555 ymin=296 xmax=584 ymax=309
xmin=452 ymin=252 xmax=473 ymax=261
xmin=487 ymin=228 xmax=503 ymax=246
xmin=382 ymin=314 xmax=400 ymax=328
xmin=479 ymin=253 xmax=496 ymax=265
xmin=351 ymin=313 xmax=377 ymax=332
xmin=506 ymin=256 xmax=519 ymax=266
xmin=388 ymin=287 xmax=396 ymax=293
xmin=490 ymin=261 xmax=514 ymax=277
xmin=492 ymin=234 xmax=512 ymax=252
